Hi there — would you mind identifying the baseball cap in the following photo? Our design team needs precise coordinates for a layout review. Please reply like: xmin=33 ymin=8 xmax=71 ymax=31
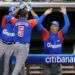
xmin=51 ymin=21 xmax=59 ymax=27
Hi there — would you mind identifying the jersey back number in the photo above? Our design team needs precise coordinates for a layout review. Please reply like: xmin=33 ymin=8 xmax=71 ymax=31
xmin=18 ymin=26 xmax=24 ymax=37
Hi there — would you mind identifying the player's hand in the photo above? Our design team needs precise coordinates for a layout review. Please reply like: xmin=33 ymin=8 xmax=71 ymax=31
xmin=26 ymin=3 xmax=32 ymax=12
xmin=60 ymin=7 xmax=67 ymax=14
xmin=44 ymin=8 xmax=52 ymax=16
xmin=19 ymin=2 xmax=25 ymax=9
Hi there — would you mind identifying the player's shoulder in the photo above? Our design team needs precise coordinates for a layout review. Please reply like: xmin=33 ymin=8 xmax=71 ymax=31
xmin=28 ymin=19 xmax=37 ymax=23
xmin=3 ymin=15 xmax=8 ymax=18
xmin=4 ymin=15 xmax=12 ymax=20
xmin=5 ymin=15 xmax=10 ymax=17
xmin=58 ymin=30 xmax=63 ymax=34
xmin=58 ymin=30 xmax=64 ymax=37
xmin=28 ymin=19 xmax=37 ymax=25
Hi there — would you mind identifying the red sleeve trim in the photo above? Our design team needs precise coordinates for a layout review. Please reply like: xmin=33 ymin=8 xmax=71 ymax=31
xmin=2 ymin=16 xmax=7 ymax=29
xmin=41 ymin=28 xmax=49 ymax=41
xmin=28 ymin=19 xmax=37 ymax=28
xmin=10 ymin=17 xmax=17 ymax=25
xmin=58 ymin=31 xmax=64 ymax=42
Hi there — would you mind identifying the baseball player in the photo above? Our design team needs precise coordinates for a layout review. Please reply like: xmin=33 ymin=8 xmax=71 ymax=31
xmin=39 ymin=7 xmax=70 ymax=54
xmin=1 ymin=5 xmax=19 ymax=75
xmin=11 ymin=6 xmax=39 ymax=75
xmin=36 ymin=7 xmax=70 ymax=75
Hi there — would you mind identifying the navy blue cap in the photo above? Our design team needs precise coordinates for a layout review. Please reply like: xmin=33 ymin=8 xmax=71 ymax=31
xmin=51 ymin=21 xmax=59 ymax=27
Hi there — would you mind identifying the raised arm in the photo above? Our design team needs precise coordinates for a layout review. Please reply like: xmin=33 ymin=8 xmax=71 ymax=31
xmin=31 ymin=9 xmax=39 ymax=20
xmin=31 ymin=8 xmax=53 ymax=22
xmin=60 ymin=7 xmax=70 ymax=34
xmin=30 ymin=9 xmax=49 ymax=40
xmin=13 ymin=7 xmax=20 ymax=16
xmin=39 ymin=8 xmax=52 ymax=24
xmin=14 ymin=2 xmax=28 ymax=16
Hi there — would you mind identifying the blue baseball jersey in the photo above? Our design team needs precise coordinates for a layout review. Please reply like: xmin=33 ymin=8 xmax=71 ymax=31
xmin=0 ymin=26 xmax=2 ymax=40
xmin=43 ymin=31 xmax=64 ymax=54
xmin=14 ymin=19 xmax=37 ymax=44
xmin=1 ymin=15 xmax=17 ymax=43
xmin=38 ymin=14 xmax=70 ymax=54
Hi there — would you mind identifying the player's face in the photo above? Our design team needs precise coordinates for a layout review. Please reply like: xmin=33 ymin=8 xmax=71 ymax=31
xmin=50 ymin=25 xmax=59 ymax=33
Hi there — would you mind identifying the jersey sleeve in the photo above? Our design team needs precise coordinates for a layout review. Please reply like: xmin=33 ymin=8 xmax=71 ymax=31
xmin=39 ymin=15 xmax=46 ymax=24
xmin=34 ymin=15 xmax=49 ymax=41
xmin=10 ymin=17 xmax=17 ymax=25
xmin=58 ymin=30 xmax=64 ymax=42
xmin=28 ymin=19 xmax=37 ymax=28
xmin=2 ymin=16 xmax=7 ymax=29
xmin=33 ymin=16 xmax=39 ymax=20
xmin=61 ymin=14 xmax=70 ymax=34
xmin=41 ymin=28 xmax=49 ymax=41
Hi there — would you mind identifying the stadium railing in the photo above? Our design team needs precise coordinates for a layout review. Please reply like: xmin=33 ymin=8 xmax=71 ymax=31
xmin=0 ymin=2 xmax=75 ymax=7
xmin=1 ymin=0 xmax=75 ymax=2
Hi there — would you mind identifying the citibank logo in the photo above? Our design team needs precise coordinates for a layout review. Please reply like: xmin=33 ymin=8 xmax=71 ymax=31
xmin=45 ymin=56 xmax=52 ymax=63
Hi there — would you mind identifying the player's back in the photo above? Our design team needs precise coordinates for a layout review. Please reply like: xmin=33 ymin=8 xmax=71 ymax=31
xmin=14 ymin=19 xmax=32 ymax=44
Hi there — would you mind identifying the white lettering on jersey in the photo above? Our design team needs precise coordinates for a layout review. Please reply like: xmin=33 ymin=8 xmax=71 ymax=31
xmin=2 ymin=29 xmax=15 ymax=37
xmin=47 ymin=42 xmax=62 ymax=48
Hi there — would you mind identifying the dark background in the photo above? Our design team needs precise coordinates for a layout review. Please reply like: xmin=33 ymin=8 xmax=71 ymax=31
xmin=0 ymin=7 xmax=75 ymax=54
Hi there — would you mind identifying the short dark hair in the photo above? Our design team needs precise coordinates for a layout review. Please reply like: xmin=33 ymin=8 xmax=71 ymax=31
xmin=18 ymin=9 xmax=28 ymax=18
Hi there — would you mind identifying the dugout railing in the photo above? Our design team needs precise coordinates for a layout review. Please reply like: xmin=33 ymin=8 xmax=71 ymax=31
xmin=1 ymin=2 xmax=75 ymax=7
xmin=1 ymin=0 xmax=75 ymax=2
